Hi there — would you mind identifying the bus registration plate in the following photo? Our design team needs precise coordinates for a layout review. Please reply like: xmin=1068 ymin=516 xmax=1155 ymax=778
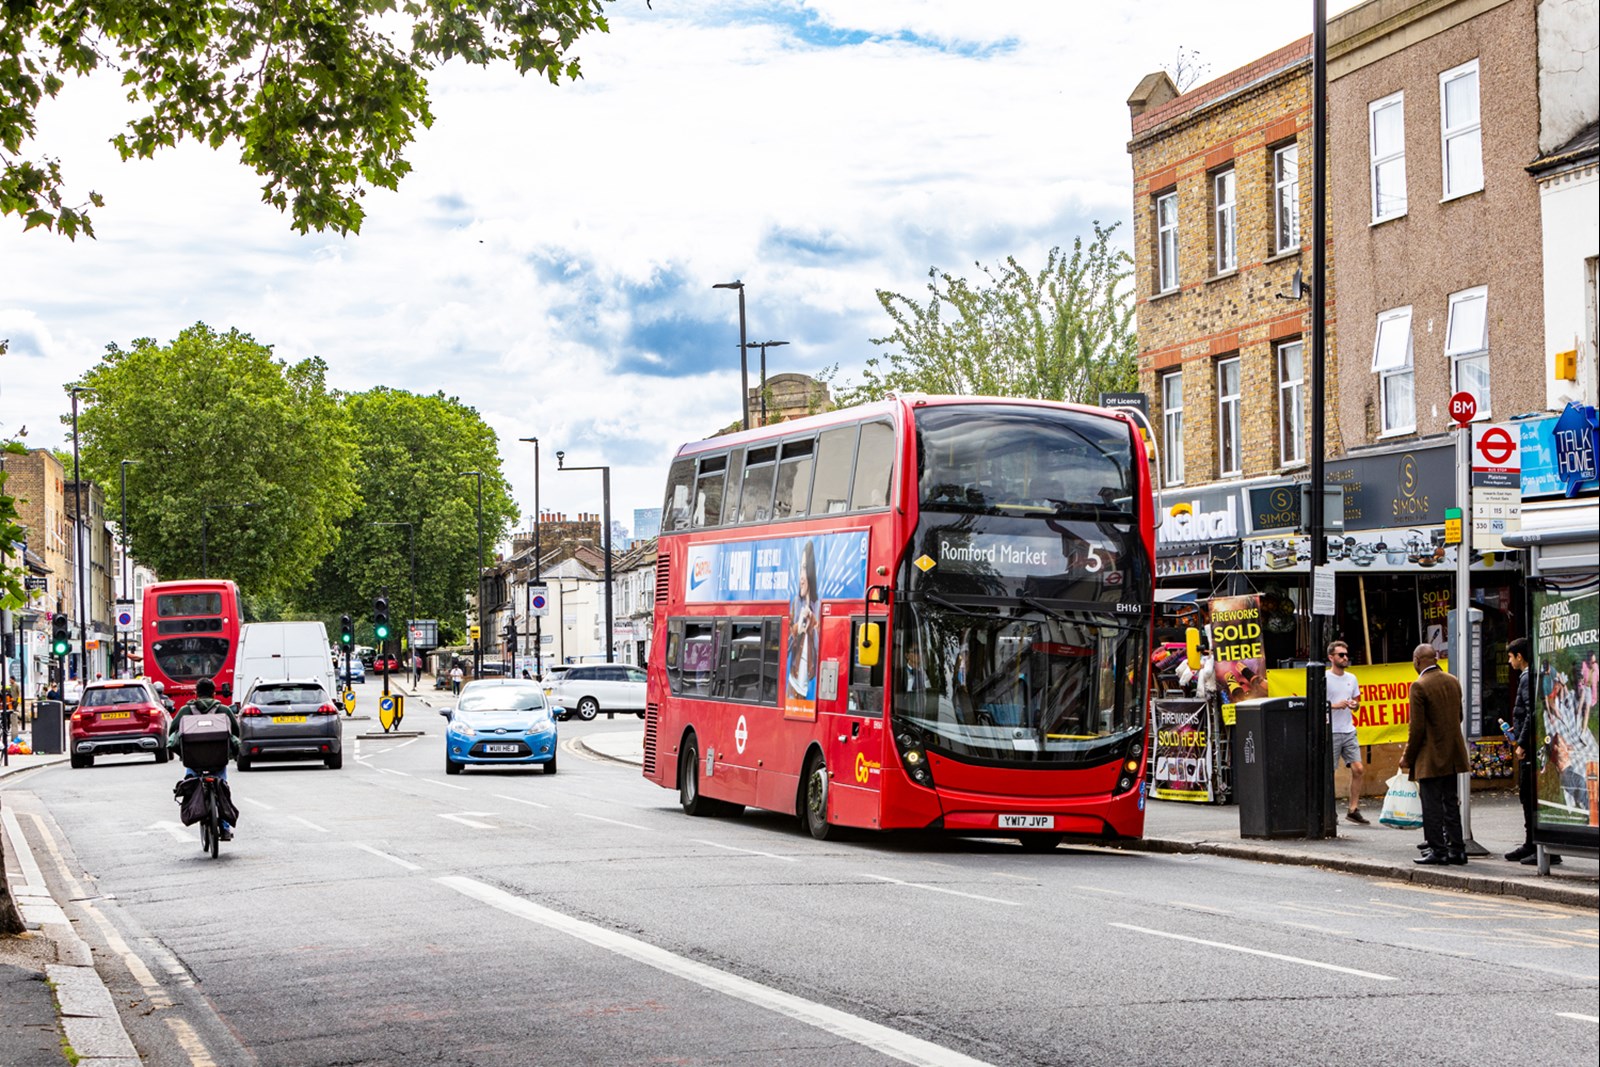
xmin=999 ymin=815 xmax=1055 ymax=829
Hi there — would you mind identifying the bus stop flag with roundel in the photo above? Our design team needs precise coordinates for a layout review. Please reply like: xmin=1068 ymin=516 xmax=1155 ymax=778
xmin=1471 ymin=422 xmax=1521 ymax=551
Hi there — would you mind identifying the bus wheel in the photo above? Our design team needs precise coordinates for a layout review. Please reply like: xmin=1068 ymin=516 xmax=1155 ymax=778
xmin=680 ymin=736 xmax=714 ymax=816
xmin=801 ymin=753 xmax=834 ymax=840
xmin=1018 ymin=833 xmax=1063 ymax=853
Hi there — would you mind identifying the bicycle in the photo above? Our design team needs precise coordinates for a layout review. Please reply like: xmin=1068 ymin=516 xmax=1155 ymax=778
xmin=193 ymin=772 xmax=226 ymax=858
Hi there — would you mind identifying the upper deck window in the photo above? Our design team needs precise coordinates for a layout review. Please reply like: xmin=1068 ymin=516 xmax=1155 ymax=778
xmin=157 ymin=592 xmax=223 ymax=617
xmin=916 ymin=405 xmax=1135 ymax=518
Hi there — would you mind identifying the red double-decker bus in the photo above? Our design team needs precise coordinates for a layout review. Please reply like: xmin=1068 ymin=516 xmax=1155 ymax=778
xmin=141 ymin=579 xmax=243 ymax=711
xmin=644 ymin=396 xmax=1157 ymax=848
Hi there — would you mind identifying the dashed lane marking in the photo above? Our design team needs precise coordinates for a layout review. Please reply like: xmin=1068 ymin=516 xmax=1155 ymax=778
xmin=574 ymin=812 xmax=648 ymax=831
xmin=862 ymin=874 xmax=1023 ymax=907
xmin=1111 ymin=923 xmax=1397 ymax=981
xmin=1556 ymin=1012 xmax=1599 ymax=1024
xmin=285 ymin=815 xmax=330 ymax=833
xmin=353 ymin=843 xmax=423 ymax=871
xmin=696 ymin=839 xmax=797 ymax=862
xmin=494 ymin=793 xmax=551 ymax=809
xmin=438 ymin=876 xmax=999 ymax=1067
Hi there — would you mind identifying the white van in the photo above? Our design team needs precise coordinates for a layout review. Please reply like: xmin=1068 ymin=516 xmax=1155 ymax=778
xmin=235 ymin=621 xmax=338 ymax=704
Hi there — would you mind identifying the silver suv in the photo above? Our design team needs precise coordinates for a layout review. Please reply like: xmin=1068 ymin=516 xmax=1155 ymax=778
xmin=543 ymin=664 xmax=647 ymax=721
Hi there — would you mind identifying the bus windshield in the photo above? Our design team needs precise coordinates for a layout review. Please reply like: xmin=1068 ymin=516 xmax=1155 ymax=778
xmin=894 ymin=602 xmax=1145 ymax=764
xmin=917 ymin=404 xmax=1136 ymax=518
xmin=157 ymin=592 xmax=223 ymax=617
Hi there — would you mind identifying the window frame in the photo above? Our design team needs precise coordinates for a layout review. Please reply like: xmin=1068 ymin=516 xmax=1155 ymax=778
xmin=1160 ymin=369 xmax=1184 ymax=487
xmin=1273 ymin=142 xmax=1300 ymax=255
xmin=1372 ymin=306 xmax=1416 ymax=435
xmin=1212 ymin=168 xmax=1237 ymax=275
xmin=1368 ymin=91 xmax=1408 ymax=223
xmin=1439 ymin=59 xmax=1483 ymax=201
xmin=1216 ymin=356 xmax=1242 ymax=477
xmin=1445 ymin=286 xmax=1490 ymax=419
xmin=1276 ymin=338 xmax=1305 ymax=467
xmin=1155 ymin=190 xmax=1179 ymax=293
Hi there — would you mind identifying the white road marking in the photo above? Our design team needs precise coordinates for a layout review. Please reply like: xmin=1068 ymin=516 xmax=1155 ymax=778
xmin=378 ymin=767 xmax=410 ymax=777
xmin=390 ymin=736 xmax=422 ymax=751
xmin=1556 ymin=1012 xmax=1599 ymax=1023
xmin=574 ymin=812 xmax=648 ymax=830
xmin=1171 ymin=901 xmax=1231 ymax=915
xmin=696 ymin=839 xmax=797 ymax=862
xmin=414 ymin=777 xmax=470 ymax=791
xmin=494 ymin=793 xmax=551 ymax=809
xmin=236 ymin=795 xmax=274 ymax=809
xmin=862 ymin=874 xmax=1023 ymax=907
xmin=1279 ymin=920 xmax=1348 ymax=936
xmin=137 ymin=820 xmax=193 ymax=843
xmin=439 ymin=812 xmax=497 ymax=830
xmin=1073 ymin=885 xmax=1126 ymax=896
xmin=286 ymin=815 xmax=330 ymax=833
xmin=438 ymin=876 xmax=999 ymax=1067
xmin=353 ymin=843 xmax=423 ymax=871
xmin=1111 ymin=923 xmax=1397 ymax=981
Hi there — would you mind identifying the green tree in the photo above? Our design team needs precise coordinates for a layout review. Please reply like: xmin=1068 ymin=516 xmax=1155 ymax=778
xmin=74 ymin=323 xmax=357 ymax=595
xmin=299 ymin=387 xmax=518 ymax=647
xmin=1 ymin=438 xmax=28 ymax=611
xmin=842 ymin=222 xmax=1138 ymax=406
xmin=2 ymin=1 xmax=612 ymax=238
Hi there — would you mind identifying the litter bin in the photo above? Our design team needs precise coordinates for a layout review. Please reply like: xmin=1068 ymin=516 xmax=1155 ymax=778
xmin=1234 ymin=696 xmax=1313 ymax=839
xmin=31 ymin=699 xmax=66 ymax=755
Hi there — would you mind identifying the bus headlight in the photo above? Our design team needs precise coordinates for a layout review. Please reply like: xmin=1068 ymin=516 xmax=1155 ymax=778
xmin=893 ymin=727 xmax=935 ymax=788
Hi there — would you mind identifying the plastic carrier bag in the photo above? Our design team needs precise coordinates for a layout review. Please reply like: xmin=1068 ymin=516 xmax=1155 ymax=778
xmin=1379 ymin=772 xmax=1424 ymax=829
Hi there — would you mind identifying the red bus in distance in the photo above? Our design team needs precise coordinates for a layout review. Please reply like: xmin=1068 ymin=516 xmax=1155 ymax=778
xmin=645 ymin=396 xmax=1157 ymax=849
xmin=141 ymin=579 xmax=243 ymax=711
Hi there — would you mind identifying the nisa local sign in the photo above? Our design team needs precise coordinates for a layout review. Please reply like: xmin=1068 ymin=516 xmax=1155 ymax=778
xmin=1521 ymin=404 xmax=1599 ymax=500
xmin=1157 ymin=489 xmax=1239 ymax=549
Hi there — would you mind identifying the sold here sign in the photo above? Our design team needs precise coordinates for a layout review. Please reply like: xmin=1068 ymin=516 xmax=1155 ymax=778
xmin=1471 ymin=421 xmax=1521 ymax=550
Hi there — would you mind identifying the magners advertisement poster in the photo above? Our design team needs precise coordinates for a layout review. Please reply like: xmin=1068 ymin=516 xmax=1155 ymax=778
xmin=1532 ymin=574 xmax=1600 ymax=832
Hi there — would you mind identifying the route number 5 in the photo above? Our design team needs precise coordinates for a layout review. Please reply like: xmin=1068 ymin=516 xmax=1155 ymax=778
xmin=1084 ymin=544 xmax=1104 ymax=573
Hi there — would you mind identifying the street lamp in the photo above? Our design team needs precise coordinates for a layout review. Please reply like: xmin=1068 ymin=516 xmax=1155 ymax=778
xmin=371 ymin=521 xmax=416 ymax=684
xmin=741 ymin=340 xmax=789 ymax=425
xmin=459 ymin=470 xmax=484 ymax=677
xmin=116 ymin=458 xmax=140 ymax=677
xmin=200 ymin=502 xmax=260 ymax=579
xmin=69 ymin=386 xmax=87 ymax=684
xmin=518 ymin=437 xmax=543 ymax=679
xmin=713 ymin=280 xmax=749 ymax=430
xmin=555 ymin=450 xmax=613 ymax=664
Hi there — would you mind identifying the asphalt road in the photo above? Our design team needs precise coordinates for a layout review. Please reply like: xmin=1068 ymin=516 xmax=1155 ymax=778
xmin=4 ymin=705 xmax=1596 ymax=1067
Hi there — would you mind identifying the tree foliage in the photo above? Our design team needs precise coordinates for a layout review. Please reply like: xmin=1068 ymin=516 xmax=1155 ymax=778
xmin=298 ymin=387 xmax=518 ymax=646
xmin=841 ymin=222 xmax=1138 ymax=407
xmin=2 ymin=1 xmax=612 ymax=238
xmin=1 ymin=438 xmax=29 ymax=611
xmin=74 ymin=323 xmax=357 ymax=595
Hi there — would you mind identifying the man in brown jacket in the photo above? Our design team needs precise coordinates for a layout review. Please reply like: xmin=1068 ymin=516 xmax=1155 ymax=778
xmin=1400 ymin=643 xmax=1471 ymax=866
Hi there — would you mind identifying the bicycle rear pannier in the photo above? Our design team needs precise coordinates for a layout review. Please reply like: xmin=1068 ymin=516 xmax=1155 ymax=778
xmin=178 ymin=713 xmax=231 ymax=772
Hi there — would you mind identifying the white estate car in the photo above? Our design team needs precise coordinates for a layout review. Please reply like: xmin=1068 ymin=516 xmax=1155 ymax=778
xmin=543 ymin=664 xmax=647 ymax=721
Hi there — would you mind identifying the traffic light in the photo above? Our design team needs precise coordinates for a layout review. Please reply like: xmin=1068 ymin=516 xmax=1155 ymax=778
xmin=51 ymin=613 xmax=71 ymax=657
xmin=372 ymin=596 xmax=390 ymax=641
xmin=339 ymin=614 xmax=354 ymax=649
xmin=504 ymin=620 xmax=518 ymax=649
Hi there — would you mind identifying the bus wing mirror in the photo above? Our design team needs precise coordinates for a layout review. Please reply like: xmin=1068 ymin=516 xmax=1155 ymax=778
xmin=1185 ymin=627 xmax=1203 ymax=671
xmin=857 ymin=622 xmax=881 ymax=668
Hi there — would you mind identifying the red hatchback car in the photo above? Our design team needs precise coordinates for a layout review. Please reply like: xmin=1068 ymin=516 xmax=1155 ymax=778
xmin=376 ymin=655 xmax=400 ymax=674
xmin=69 ymin=680 xmax=172 ymax=768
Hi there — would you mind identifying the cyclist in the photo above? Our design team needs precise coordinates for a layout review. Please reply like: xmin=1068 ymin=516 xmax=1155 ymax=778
xmin=167 ymin=678 xmax=240 ymax=840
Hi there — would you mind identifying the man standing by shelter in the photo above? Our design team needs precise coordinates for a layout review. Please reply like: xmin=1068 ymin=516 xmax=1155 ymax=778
xmin=1400 ymin=644 xmax=1471 ymax=866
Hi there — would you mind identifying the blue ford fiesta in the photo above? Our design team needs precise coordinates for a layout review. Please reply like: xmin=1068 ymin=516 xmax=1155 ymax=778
xmin=440 ymin=680 xmax=560 ymax=775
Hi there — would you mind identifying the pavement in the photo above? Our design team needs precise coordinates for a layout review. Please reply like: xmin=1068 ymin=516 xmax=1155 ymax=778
xmin=576 ymin=726 xmax=1600 ymax=909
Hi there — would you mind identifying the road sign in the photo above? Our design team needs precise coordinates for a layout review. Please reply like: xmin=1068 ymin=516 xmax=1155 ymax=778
xmin=529 ymin=585 xmax=549 ymax=617
xmin=468 ymin=624 xmax=480 ymax=641
xmin=115 ymin=609 xmax=135 ymax=631
xmin=378 ymin=693 xmax=404 ymax=732
xmin=1470 ymin=423 xmax=1522 ymax=550
xmin=24 ymin=576 xmax=47 ymax=591
xmin=1449 ymin=391 xmax=1477 ymax=425
xmin=341 ymin=690 xmax=356 ymax=716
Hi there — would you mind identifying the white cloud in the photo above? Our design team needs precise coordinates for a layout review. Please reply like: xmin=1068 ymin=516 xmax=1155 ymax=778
xmin=1 ymin=0 xmax=1354 ymax=534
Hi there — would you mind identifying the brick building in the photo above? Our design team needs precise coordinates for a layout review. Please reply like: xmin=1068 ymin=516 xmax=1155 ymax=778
xmin=1329 ymin=0 xmax=1546 ymax=445
xmin=1127 ymin=38 xmax=1329 ymax=586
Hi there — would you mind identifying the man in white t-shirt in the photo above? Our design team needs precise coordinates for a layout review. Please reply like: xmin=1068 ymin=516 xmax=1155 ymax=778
xmin=1326 ymin=640 xmax=1367 ymax=823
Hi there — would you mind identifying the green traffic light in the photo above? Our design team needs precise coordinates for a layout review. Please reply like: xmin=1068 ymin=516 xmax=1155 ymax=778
xmin=375 ymin=623 xmax=390 ymax=640
xmin=51 ymin=639 xmax=69 ymax=657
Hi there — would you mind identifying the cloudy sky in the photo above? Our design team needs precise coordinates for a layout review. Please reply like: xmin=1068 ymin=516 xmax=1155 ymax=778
xmin=1 ymin=0 xmax=1356 ymax=538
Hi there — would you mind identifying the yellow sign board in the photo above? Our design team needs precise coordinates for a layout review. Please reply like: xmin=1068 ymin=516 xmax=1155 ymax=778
xmin=341 ymin=690 xmax=356 ymax=716
xmin=1266 ymin=660 xmax=1437 ymax=746
xmin=378 ymin=693 xmax=405 ymax=732
xmin=468 ymin=624 xmax=480 ymax=641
